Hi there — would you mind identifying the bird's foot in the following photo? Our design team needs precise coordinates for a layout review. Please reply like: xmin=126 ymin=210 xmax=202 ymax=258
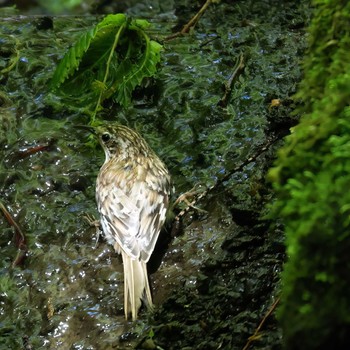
xmin=174 ymin=185 xmax=207 ymax=213
xmin=83 ymin=214 xmax=101 ymax=248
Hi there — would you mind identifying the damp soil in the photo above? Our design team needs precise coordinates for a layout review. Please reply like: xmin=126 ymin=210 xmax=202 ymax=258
xmin=0 ymin=1 xmax=310 ymax=349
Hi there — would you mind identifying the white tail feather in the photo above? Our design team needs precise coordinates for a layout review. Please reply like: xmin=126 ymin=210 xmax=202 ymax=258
xmin=121 ymin=251 xmax=153 ymax=320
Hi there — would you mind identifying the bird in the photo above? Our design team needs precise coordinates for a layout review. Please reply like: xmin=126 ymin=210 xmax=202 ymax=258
xmin=93 ymin=123 xmax=171 ymax=321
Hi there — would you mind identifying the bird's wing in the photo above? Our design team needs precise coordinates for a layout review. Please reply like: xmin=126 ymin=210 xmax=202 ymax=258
xmin=135 ymin=179 xmax=169 ymax=262
xmin=97 ymin=167 xmax=169 ymax=262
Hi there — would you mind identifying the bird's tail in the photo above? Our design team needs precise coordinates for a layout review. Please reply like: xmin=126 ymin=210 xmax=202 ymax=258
xmin=121 ymin=251 xmax=153 ymax=320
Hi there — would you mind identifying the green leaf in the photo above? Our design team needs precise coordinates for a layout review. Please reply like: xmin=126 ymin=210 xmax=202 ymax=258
xmin=106 ymin=32 xmax=162 ymax=107
xmin=50 ymin=14 xmax=162 ymax=116
xmin=50 ymin=14 xmax=127 ymax=89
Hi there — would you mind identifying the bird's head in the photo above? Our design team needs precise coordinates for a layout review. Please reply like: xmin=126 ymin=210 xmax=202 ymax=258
xmin=79 ymin=123 xmax=151 ymax=162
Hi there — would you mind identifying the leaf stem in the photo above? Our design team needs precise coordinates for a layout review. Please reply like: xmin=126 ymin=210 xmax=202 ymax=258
xmin=0 ymin=201 xmax=28 ymax=267
xmin=91 ymin=21 xmax=127 ymax=124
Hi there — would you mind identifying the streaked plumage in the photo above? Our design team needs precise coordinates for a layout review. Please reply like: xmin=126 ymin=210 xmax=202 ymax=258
xmin=95 ymin=123 xmax=171 ymax=320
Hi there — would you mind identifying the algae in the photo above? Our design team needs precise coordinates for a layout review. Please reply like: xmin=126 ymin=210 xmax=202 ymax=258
xmin=0 ymin=0 xmax=310 ymax=348
xmin=270 ymin=1 xmax=350 ymax=348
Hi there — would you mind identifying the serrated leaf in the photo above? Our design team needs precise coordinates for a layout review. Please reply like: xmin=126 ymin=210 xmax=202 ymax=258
xmin=108 ymin=36 xmax=162 ymax=107
xmin=50 ymin=13 xmax=162 ymax=116
xmin=50 ymin=14 xmax=127 ymax=89
xmin=50 ymin=26 xmax=97 ymax=88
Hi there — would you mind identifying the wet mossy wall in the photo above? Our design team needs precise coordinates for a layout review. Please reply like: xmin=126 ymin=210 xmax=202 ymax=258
xmin=270 ymin=1 xmax=350 ymax=348
xmin=1 ymin=1 xmax=309 ymax=349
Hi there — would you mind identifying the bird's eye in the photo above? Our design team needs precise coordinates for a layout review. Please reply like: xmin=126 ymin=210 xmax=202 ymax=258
xmin=101 ymin=133 xmax=111 ymax=142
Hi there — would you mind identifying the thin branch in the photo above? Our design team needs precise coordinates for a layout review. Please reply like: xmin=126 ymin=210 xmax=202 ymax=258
xmin=165 ymin=0 xmax=214 ymax=41
xmin=218 ymin=53 xmax=245 ymax=108
xmin=242 ymin=297 xmax=281 ymax=350
xmin=6 ymin=142 xmax=53 ymax=165
xmin=0 ymin=202 xmax=28 ymax=267
xmin=174 ymin=136 xmax=280 ymax=223
xmin=180 ymin=0 xmax=213 ymax=34
xmin=16 ymin=142 xmax=51 ymax=159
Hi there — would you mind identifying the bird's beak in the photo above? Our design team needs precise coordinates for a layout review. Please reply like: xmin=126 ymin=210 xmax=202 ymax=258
xmin=76 ymin=125 xmax=97 ymax=135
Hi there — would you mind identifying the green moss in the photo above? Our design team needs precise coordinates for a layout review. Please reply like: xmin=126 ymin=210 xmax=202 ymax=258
xmin=270 ymin=1 xmax=350 ymax=348
xmin=1 ymin=0 xmax=309 ymax=348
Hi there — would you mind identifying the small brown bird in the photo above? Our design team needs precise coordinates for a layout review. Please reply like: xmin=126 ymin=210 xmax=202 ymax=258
xmin=94 ymin=123 xmax=171 ymax=321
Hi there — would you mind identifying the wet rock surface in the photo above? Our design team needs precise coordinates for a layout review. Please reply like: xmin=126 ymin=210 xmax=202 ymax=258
xmin=0 ymin=1 xmax=310 ymax=348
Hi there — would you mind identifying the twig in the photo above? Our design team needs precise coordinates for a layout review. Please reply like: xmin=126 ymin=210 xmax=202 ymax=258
xmin=0 ymin=202 xmax=28 ymax=267
xmin=6 ymin=142 xmax=53 ymax=165
xmin=218 ymin=53 xmax=245 ymax=108
xmin=165 ymin=0 xmax=214 ymax=41
xmin=16 ymin=142 xmax=51 ymax=159
xmin=242 ymin=296 xmax=280 ymax=350
xmin=174 ymin=136 xmax=280 ymax=223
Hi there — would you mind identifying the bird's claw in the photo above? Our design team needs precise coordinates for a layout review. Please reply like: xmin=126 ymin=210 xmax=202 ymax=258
xmin=174 ymin=185 xmax=207 ymax=213
xmin=83 ymin=214 xmax=101 ymax=248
